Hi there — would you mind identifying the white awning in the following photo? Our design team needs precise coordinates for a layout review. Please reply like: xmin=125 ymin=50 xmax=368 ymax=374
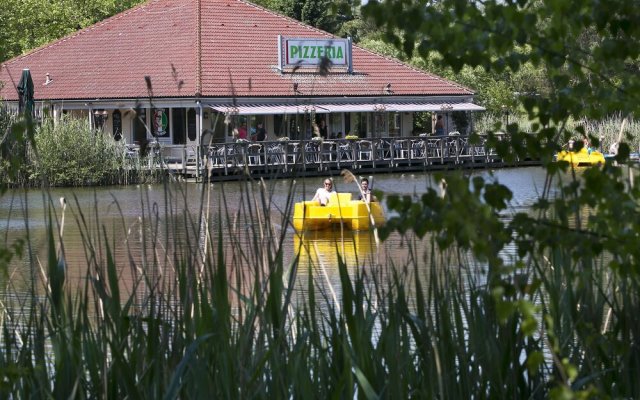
xmin=209 ymin=101 xmax=484 ymax=115
xmin=322 ymin=102 xmax=485 ymax=113
xmin=209 ymin=103 xmax=330 ymax=115
xmin=320 ymin=103 xmax=380 ymax=113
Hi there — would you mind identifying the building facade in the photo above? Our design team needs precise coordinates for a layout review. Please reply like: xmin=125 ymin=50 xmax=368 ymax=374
xmin=0 ymin=0 xmax=483 ymax=151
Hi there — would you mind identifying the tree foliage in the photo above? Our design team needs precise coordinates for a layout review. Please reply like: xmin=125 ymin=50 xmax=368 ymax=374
xmin=0 ymin=0 xmax=145 ymax=62
xmin=362 ymin=0 xmax=640 ymax=397
xmin=362 ymin=0 xmax=640 ymax=123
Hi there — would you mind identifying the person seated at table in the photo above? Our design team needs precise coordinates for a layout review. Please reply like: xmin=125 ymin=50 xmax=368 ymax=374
xmin=358 ymin=178 xmax=376 ymax=202
xmin=312 ymin=178 xmax=334 ymax=206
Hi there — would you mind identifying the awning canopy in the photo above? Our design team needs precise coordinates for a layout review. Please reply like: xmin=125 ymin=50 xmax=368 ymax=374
xmin=209 ymin=103 xmax=330 ymax=115
xmin=320 ymin=102 xmax=486 ymax=112
xmin=209 ymin=101 xmax=484 ymax=115
xmin=382 ymin=102 xmax=486 ymax=112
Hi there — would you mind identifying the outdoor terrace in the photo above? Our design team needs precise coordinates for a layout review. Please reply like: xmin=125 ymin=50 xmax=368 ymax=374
xmin=127 ymin=134 xmax=540 ymax=181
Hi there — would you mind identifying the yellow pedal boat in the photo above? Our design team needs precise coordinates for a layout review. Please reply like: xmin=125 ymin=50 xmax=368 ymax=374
xmin=293 ymin=192 xmax=385 ymax=232
xmin=556 ymin=147 xmax=605 ymax=166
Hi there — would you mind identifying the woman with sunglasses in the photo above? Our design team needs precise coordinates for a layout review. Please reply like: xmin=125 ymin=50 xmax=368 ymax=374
xmin=312 ymin=178 xmax=334 ymax=206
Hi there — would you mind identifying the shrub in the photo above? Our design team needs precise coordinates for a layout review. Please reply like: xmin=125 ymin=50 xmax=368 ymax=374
xmin=31 ymin=117 xmax=126 ymax=186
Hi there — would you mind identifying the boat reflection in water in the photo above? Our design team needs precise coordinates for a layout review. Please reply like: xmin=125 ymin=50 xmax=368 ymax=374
xmin=294 ymin=229 xmax=378 ymax=268
xmin=292 ymin=229 xmax=380 ymax=300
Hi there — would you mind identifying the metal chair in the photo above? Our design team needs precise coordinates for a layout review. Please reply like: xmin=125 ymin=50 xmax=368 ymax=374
xmin=427 ymin=138 xmax=442 ymax=158
xmin=266 ymin=143 xmax=285 ymax=165
xmin=394 ymin=139 xmax=409 ymax=159
xmin=376 ymin=139 xmax=393 ymax=160
xmin=411 ymin=140 xmax=425 ymax=159
xmin=304 ymin=142 xmax=321 ymax=164
xmin=320 ymin=141 xmax=336 ymax=162
xmin=338 ymin=141 xmax=354 ymax=161
xmin=357 ymin=140 xmax=372 ymax=161
xmin=286 ymin=142 xmax=301 ymax=164
xmin=247 ymin=143 xmax=263 ymax=165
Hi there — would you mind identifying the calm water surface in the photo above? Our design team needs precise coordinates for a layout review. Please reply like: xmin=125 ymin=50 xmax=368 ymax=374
xmin=1 ymin=167 xmax=550 ymax=298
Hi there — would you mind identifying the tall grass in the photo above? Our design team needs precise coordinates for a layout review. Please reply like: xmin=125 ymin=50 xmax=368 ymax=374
xmin=1 ymin=163 xmax=639 ymax=399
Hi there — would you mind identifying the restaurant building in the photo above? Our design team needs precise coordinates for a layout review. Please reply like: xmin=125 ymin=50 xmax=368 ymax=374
xmin=0 ymin=0 xmax=483 ymax=151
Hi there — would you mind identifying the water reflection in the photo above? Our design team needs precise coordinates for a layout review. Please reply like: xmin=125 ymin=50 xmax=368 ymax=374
xmin=294 ymin=229 xmax=378 ymax=268
xmin=0 ymin=167 xmax=553 ymax=302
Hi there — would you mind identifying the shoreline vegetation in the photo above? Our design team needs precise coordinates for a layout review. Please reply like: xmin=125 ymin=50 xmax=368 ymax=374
xmin=0 ymin=114 xmax=639 ymax=398
xmin=0 ymin=114 xmax=167 ymax=188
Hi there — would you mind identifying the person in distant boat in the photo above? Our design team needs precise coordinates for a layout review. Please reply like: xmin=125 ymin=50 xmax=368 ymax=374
xmin=358 ymin=178 xmax=376 ymax=202
xmin=583 ymin=137 xmax=594 ymax=154
xmin=312 ymin=178 xmax=334 ymax=206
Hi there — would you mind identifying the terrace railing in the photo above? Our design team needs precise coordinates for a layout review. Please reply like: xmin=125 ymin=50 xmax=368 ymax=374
xmin=125 ymin=134 xmax=521 ymax=178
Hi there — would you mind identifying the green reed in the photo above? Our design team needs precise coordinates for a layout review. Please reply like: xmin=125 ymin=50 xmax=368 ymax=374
xmin=1 ymin=157 xmax=639 ymax=397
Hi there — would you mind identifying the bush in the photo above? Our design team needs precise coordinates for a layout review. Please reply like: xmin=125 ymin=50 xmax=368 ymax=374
xmin=31 ymin=117 xmax=126 ymax=186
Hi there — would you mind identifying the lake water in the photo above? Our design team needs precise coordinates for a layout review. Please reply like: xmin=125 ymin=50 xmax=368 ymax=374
xmin=1 ymin=167 xmax=550 ymax=301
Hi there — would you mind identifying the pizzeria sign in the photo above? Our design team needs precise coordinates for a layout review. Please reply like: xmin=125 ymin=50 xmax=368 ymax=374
xmin=279 ymin=36 xmax=352 ymax=72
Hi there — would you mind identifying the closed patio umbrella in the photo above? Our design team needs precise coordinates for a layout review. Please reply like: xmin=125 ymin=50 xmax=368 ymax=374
xmin=17 ymin=68 xmax=34 ymax=118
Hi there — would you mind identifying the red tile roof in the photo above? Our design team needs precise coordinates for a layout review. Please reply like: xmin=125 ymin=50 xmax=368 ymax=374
xmin=0 ymin=0 xmax=473 ymax=101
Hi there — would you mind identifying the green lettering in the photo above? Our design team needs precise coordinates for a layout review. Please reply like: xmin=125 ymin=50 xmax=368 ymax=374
xmin=291 ymin=45 xmax=299 ymax=58
xmin=317 ymin=46 xmax=323 ymax=57
xmin=337 ymin=47 xmax=343 ymax=59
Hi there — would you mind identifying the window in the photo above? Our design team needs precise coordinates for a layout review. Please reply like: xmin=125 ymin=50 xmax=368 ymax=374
xmin=172 ymin=108 xmax=186 ymax=144
xmin=112 ymin=109 xmax=122 ymax=141
xmin=133 ymin=108 xmax=147 ymax=144
xmin=350 ymin=113 xmax=368 ymax=137
xmin=389 ymin=113 xmax=401 ymax=136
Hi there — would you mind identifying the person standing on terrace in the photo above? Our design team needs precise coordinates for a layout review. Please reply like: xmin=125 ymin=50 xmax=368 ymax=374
xmin=435 ymin=115 xmax=445 ymax=136
xmin=238 ymin=123 xmax=248 ymax=140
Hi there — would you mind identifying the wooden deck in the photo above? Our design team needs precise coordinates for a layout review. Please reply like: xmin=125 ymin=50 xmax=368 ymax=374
xmin=150 ymin=135 xmax=540 ymax=181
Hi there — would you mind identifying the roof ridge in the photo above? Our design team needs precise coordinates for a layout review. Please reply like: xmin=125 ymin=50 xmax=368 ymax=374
xmin=354 ymin=45 xmax=474 ymax=95
xmin=234 ymin=0 xmax=472 ymax=95
xmin=1 ymin=0 xmax=157 ymax=67
xmin=196 ymin=0 xmax=202 ymax=96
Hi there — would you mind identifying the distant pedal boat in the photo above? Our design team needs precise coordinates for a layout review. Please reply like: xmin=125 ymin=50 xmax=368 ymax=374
xmin=293 ymin=192 xmax=385 ymax=232
xmin=556 ymin=147 xmax=605 ymax=166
